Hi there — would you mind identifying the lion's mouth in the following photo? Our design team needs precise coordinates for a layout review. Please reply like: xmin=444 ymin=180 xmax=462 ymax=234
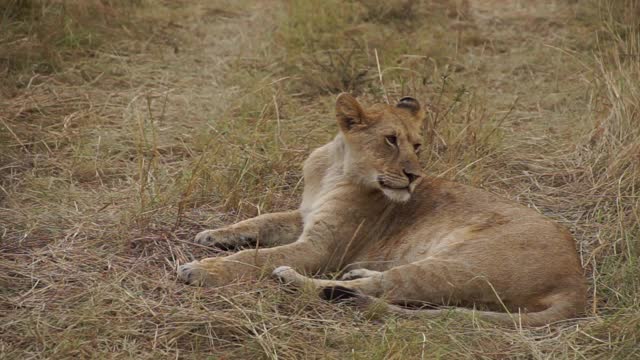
xmin=378 ymin=178 xmax=410 ymax=191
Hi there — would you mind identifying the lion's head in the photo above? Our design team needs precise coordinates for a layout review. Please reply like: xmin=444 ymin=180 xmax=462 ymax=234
xmin=335 ymin=93 xmax=425 ymax=202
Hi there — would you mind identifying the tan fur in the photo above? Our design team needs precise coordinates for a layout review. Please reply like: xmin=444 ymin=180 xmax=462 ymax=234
xmin=179 ymin=94 xmax=586 ymax=326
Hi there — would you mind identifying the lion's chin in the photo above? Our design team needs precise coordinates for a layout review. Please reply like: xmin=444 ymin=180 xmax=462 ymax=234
xmin=381 ymin=187 xmax=411 ymax=203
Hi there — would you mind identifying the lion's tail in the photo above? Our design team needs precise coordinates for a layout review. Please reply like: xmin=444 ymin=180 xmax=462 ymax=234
xmin=320 ymin=286 xmax=582 ymax=327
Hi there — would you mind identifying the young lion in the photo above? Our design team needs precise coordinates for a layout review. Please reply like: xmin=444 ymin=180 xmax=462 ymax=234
xmin=178 ymin=93 xmax=586 ymax=326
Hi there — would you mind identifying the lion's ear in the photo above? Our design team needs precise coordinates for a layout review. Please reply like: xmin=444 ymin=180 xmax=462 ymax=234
xmin=336 ymin=93 xmax=366 ymax=132
xmin=396 ymin=96 xmax=421 ymax=114
xmin=397 ymin=96 xmax=426 ymax=124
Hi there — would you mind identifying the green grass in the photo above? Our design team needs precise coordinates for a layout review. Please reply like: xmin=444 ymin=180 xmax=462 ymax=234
xmin=1 ymin=0 xmax=639 ymax=358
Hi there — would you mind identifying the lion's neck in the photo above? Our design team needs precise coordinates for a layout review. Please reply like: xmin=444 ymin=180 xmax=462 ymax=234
xmin=330 ymin=133 xmax=364 ymax=187
xmin=330 ymin=134 xmax=347 ymax=172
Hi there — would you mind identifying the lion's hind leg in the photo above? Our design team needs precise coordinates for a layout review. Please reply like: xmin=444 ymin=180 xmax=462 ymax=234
xmin=272 ymin=266 xmax=426 ymax=311
xmin=273 ymin=259 xmax=474 ymax=302
xmin=273 ymin=259 xmax=491 ymax=313
xmin=273 ymin=261 xmax=583 ymax=326
xmin=273 ymin=266 xmax=385 ymax=297
xmin=340 ymin=268 xmax=382 ymax=280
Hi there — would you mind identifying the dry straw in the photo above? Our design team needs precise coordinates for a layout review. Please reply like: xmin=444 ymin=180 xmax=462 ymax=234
xmin=1 ymin=0 xmax=638 ymax=358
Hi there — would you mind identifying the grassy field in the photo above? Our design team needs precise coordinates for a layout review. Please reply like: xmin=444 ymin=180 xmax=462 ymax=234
xmin=1 ymin=0 xmax=639 ymax=358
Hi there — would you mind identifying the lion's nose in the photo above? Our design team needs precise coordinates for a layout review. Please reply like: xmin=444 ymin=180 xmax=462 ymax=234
xmin=403 ymin=169 xmax=421 ymax=184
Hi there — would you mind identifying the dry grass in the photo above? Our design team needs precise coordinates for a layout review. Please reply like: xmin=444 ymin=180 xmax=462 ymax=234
xmin=1 ymin=0 xmax=639 ymax=358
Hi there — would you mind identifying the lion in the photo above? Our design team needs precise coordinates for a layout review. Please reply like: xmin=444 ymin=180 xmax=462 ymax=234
xmin=177 ymin=93 xmax=586 ymax=326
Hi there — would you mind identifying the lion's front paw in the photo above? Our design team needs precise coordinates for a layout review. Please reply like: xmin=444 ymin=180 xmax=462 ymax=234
xmin=178 ymin=258 xmax=255 ymax=286
xmin=194 ymin=229 xmax=255 ymax=250
xmin=272 ymin=266 xmax=310 ymax=288
xmin=177 ymin=261 xmax=211 ymax=286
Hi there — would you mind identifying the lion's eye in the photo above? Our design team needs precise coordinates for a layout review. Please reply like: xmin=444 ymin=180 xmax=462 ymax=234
xmin=385 ymin=135 xmax=397 ymax=146
xmin=414 ymin=143 xmax=422 ymax=153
